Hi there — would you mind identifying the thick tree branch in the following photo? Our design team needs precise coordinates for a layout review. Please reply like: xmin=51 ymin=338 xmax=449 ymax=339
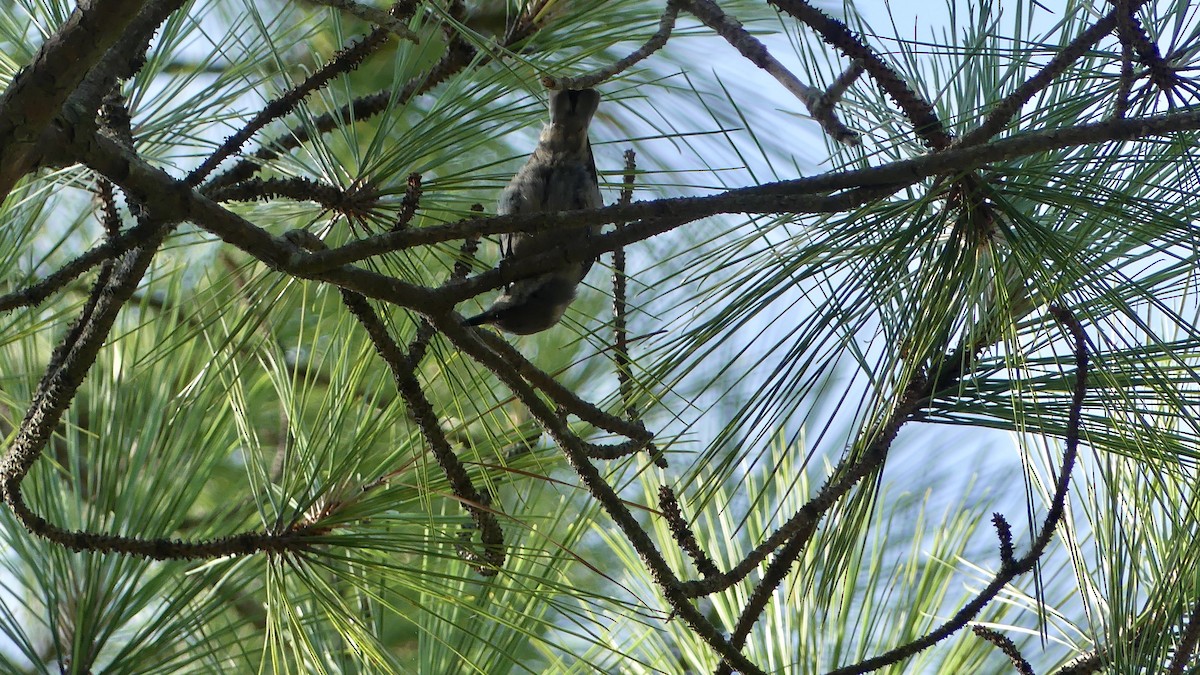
xmin=300 ymin=107 xmax=1200 ymax=273
xmin=1167 ymin=598 xmax=1200 ymax=674
xmin=0 ymin=0 xmax=152 ymax=201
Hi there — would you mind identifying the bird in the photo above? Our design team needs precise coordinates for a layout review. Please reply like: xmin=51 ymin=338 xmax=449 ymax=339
xmin=463 ymin=88 xmax=603 ymax=334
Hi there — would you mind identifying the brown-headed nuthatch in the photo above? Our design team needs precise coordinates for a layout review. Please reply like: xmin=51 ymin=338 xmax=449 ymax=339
xmin=463 ymin=89 xmax=602 ymax=334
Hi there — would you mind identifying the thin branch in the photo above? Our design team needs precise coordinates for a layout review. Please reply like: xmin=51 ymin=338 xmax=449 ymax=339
xmin=614 ymin=149 xmax=636 ymax=417
xmin=329 ymin=186 xmax=895 ymax=303
xmin=285 ymin=229 xmax=505 ymax=574
xmin=1168 ymin=598 xmax=1200 ymax=675
xmin=678 ymin=0 xmax=860 ymax=145
xmin=0 ymin=223 xmax=152 ymax=313
xmin=821 ymin=305 xmax=1088 ymax=675
xmin=768 ymin=0 xmax=944 ymax=147
xmin=659 ymin=486 xmax=720 ymax=578
xmin=63 ymin=100 xmax=1200 ymax=338
xmin=74 ymin=0 xmax=185 ymax=111
xmin=715 ymin=357 xmax=966 ymax=652
xmin=972 ymin=625 xmax=1035 ymax=675
xmin=1114 ymin=0 xmax=1136 ymax=118
xmin=960 ymin=0 xmax=1150 ymax=146
xmin=186 ymin=4 xmax=415 ymax=187
xmin=543 ymin=2 xmax=679 ymax=90
xmin=430 ymin=312 xmax=765 ymax=675
xmin=96 ymin=179 xmax=123 ymax=238
xmin=343 ymin=291 xmax=506 ymax=574
xmin=0 ymin=220 xmax=320 ymax=559
xmin=303 ymin=0 xmax=420 ymax=42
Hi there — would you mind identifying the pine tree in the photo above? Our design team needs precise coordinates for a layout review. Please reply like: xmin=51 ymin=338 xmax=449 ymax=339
xmin=1 ymin=0 xmax=1198 ymax=672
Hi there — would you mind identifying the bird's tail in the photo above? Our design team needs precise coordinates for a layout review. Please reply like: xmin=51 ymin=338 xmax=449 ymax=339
xmin=462 ymin=309 xmax=498 ymax=327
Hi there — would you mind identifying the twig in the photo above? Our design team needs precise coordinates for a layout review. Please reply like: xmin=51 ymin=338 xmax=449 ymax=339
xmin=1117 ymin=4 xmax=1180 ymax=96
xmin=677 ymin=0 xmax=860 ymax=145
xmin=431 ymin=312 xmax=764 ymax=674
xmin=186 ymin=2 xmax=418 ymax=187
xmin=393 ymin=172 xmax=423 ymax=232
xmin=543 ymin=3 xmax=679 ymax=90
xmin=993 ymin=512 xmax=1016 ymax=570
xmin=820 ymin=305 xmax=1088 ymax=674
xmin=682 ymin=353 xmax=970 ymax=600
xmin=1167 ymin=598 xmax=1200 ymax=674
xmin=659 ymin=486 xmax=720 ymax=578
xmin=822 ymin=60 xmax=865 ymax=109
xmin=201 ymin=4 xmax=543 ymax=193
xmin=614 ymin=150 xmax=636 ymax=417
xmin=767 ymin=0 xmax=944 ymax=147
xmin=285 ymin=229 xmax=505 ymax=574
xmin=582 ymin=438 xmax=652 ymax=460
xmin=469 ymin=326 xmax=654 ymax=442
xmin=96 ymin=180 xmax=123 ymax=238
xmin=960 ymin=0 xmax=1150 ymax=146
xmin=1054 ymin=653 xmax=1105 ymax=675
xmin=207 ymin=176 xmax=379 ymax=210
xmin=810 ymin=61 xmax=865 ymax=139
xmin=304 ymin=0 xmax=420 ymax=42
xmin=972 ymin=625 xmax=1035 ymax=675
xmin=345 ymin=288 xmax=506 ymax=574
xmin=75 ymin=128 xmax=447 ymax=313
xmin=408 ymin=211 xmax=477 ymax=369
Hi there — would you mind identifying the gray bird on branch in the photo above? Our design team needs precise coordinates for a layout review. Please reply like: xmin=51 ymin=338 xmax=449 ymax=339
xmin=463 ymin=88 xmax=603 ymax=334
